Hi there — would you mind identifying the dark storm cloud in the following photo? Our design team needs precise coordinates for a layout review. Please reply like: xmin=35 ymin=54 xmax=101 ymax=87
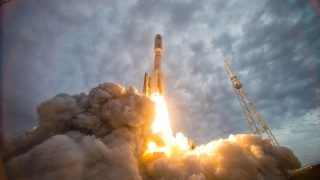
xmin=1 ymin=0 xmax=319 ymax=165
xmin=231 ymin=0 xmax=320 ymax=127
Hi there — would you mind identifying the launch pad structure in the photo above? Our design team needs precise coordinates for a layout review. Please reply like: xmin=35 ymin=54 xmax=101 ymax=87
xmin=224 ymin=60 xmax=280 ymax=146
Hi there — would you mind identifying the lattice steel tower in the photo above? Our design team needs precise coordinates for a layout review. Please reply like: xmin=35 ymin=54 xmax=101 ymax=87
xmin=224 ymin=60 xmax=279 ymax=146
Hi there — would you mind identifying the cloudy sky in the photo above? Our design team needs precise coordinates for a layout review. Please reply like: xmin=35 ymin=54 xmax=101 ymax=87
xmin=1 ymin=0 xmax=319 ymax=165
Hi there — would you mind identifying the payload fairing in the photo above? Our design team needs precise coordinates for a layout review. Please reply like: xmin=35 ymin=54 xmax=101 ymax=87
xmin=143 ymin=34 xmax=165 ymax=96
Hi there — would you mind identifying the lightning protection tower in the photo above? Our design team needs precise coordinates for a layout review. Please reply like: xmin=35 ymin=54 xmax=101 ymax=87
xmin=224 ymin=60 xmax=279 ymax=146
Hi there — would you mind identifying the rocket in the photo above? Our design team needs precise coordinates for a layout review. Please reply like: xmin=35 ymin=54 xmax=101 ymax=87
xmin=143 ymin=34 xmax=164 ymax=96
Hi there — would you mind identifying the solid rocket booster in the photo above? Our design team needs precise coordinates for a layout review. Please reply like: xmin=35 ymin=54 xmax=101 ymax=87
xmin=143 ymin=34 xmax=165 ymax=96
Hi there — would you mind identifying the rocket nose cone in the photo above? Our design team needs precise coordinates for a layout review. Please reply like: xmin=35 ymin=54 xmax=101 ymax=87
xmin=155 ymin=34 xmax=162 ymax=49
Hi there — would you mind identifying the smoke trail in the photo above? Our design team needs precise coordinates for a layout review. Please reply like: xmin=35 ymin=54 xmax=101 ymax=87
xmin=2 ymin=83 xmax=300 ymax=180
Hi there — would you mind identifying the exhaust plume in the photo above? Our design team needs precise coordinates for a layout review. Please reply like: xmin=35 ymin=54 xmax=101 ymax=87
xmin=2 ymin=83 xmax=300 ymax=180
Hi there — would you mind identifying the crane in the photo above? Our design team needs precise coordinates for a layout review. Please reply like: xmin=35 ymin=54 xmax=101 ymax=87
xmin=224 ymin=60 xmax=279 ymax=146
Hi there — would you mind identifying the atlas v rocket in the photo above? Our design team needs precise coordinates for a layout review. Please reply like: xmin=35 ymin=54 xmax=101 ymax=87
xmin=143 ymin=34 xmax=164 ymax=96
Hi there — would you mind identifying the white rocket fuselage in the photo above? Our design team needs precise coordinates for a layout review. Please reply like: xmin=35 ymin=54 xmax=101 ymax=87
xmin=143 ymin=34 xmax=164 ymax=96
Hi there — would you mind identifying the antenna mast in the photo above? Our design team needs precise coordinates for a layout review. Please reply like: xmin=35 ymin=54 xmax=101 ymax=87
xmin=224 ymin=60 xmax=279 ymax=146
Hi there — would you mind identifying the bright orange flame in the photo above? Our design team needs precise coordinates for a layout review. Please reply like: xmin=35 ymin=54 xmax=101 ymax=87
xmin=144 ymin=93 xmax=190 ymax=158
xmin=150 ymin=94 xmax=172 ymax=135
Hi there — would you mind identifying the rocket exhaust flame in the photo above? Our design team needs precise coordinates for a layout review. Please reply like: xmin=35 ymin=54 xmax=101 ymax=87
xmin=150 ymin=94 xmax=172 ymax=135
xmin=143 ymin=92 xmax=190 ymax=158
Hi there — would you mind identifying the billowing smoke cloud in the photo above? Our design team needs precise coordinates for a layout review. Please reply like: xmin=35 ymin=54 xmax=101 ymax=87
xmin=2 ymin=83 xmax=300 ymax=180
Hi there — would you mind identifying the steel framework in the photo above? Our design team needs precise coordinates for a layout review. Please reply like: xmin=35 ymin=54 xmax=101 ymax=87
xmin=224 ymin=60 xmax=279 ymax=146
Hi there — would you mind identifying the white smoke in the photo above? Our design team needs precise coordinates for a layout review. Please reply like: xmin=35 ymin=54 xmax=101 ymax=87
xmin=2 ymin=83 xmax=300 ymax=180
xmin=145 ymin=135 xmax=300 ymax=180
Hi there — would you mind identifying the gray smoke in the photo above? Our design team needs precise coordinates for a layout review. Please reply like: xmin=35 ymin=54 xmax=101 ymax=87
xmin=2 ymin=83 xmax=300 ymax=180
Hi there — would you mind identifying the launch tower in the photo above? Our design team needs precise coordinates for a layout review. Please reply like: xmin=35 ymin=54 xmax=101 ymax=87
xmin=224 ymin=60 xmax=279 ymax=146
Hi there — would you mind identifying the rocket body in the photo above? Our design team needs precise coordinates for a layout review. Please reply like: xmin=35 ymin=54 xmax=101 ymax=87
xmin=143 ymin=34 xmax=165 ymax=96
